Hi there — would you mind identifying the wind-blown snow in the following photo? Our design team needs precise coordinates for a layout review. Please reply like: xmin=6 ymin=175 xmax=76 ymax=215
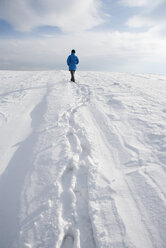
xmin=0 ymin=70 xmax=166 ymax=248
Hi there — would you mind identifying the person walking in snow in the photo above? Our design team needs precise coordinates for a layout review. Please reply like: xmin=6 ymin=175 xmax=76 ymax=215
xmin=67 ymin=49 xmax=79 ymax=82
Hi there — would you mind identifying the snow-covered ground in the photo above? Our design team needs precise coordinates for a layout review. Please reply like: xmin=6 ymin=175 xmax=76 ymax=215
xmin=0 ymin=70 xmax=166 ymax=248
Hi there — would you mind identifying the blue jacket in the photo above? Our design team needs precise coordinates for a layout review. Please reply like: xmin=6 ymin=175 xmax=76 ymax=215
xmin=67 ymin=53 xmax=79 ymax=71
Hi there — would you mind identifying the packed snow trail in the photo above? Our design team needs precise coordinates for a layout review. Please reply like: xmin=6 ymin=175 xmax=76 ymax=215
xmin=0 ymin=71 xmax=166 ymax=248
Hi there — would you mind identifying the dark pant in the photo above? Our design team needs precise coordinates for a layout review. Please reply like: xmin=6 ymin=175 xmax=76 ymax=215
xmin=70 ymin=70 xmax=75 ymax=82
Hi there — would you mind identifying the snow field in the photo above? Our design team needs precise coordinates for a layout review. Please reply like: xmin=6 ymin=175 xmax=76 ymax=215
xmin=0 ymin=70 xmax=166 ymax=248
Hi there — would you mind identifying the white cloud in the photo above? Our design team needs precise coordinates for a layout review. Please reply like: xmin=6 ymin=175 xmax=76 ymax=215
xmin=126 ymin=15 xmax=154 ymax=28
xmin=124 ymin=0 xmax=166 ymax=34
xmin=119 ymin=0 xmax=152 ymax=7
xmin=0 ymin=0 xmax=102 ymax=32
xmin=1 ymin=0 xmax=166 ymax=74
xmin=0 ymin=30 xmax=166 ymax=73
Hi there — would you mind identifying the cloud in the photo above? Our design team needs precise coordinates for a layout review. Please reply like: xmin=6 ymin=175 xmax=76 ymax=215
xmin=0 ymin=0 xmax=166 ymax=74
xmin=0 ymin=30 xmax=166 ymax=73
xmin=119 ymin=0 xmax=152 ymax=7
xmin=0 ymin=0 xmax=102 ymax=32
xmin=126 ymin=15 xmax=154 ymax=28
xmin=124 ymin=0 xmax=166 ymax=33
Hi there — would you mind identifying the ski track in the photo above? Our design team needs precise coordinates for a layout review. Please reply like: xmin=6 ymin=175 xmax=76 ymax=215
xmin=0 ymin=71 xmax=166 ymax=248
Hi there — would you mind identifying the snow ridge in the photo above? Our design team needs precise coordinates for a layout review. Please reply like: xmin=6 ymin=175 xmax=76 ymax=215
xmin=16 ymin=77 xmax=97 ymax=248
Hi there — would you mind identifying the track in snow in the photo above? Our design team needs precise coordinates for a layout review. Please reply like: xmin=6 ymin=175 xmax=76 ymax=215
xmin=58 ymin=83 xmax=96 ymax=248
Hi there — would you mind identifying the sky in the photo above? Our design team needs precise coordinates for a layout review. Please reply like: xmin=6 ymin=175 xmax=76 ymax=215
xmin=0 ymin=0 xmax=166 ymax=74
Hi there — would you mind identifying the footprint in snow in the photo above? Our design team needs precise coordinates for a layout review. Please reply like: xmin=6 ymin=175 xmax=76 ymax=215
xmin=61 ymin=234 xmax=74 ymax=248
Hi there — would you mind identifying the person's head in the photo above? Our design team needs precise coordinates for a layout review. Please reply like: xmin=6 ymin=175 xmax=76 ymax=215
xmin=71 ymin=49 xmax=75 ymax=54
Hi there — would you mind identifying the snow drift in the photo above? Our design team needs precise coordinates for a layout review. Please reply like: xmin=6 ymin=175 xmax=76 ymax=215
xmin=0 ymin=70 xmax=166 ymax=248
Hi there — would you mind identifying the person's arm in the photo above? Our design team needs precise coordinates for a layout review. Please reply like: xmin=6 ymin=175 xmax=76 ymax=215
xmin=67 ymin=55 xmax=70 ymax=66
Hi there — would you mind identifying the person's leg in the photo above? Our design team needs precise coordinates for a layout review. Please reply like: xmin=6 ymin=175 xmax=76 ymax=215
xmin=72 ymin=71 xmax=75 ymax=82
xmin=70 ymin=70 xmax=75 ymax=82
xmin=70 ymin=71 xmax=72 ymax=81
